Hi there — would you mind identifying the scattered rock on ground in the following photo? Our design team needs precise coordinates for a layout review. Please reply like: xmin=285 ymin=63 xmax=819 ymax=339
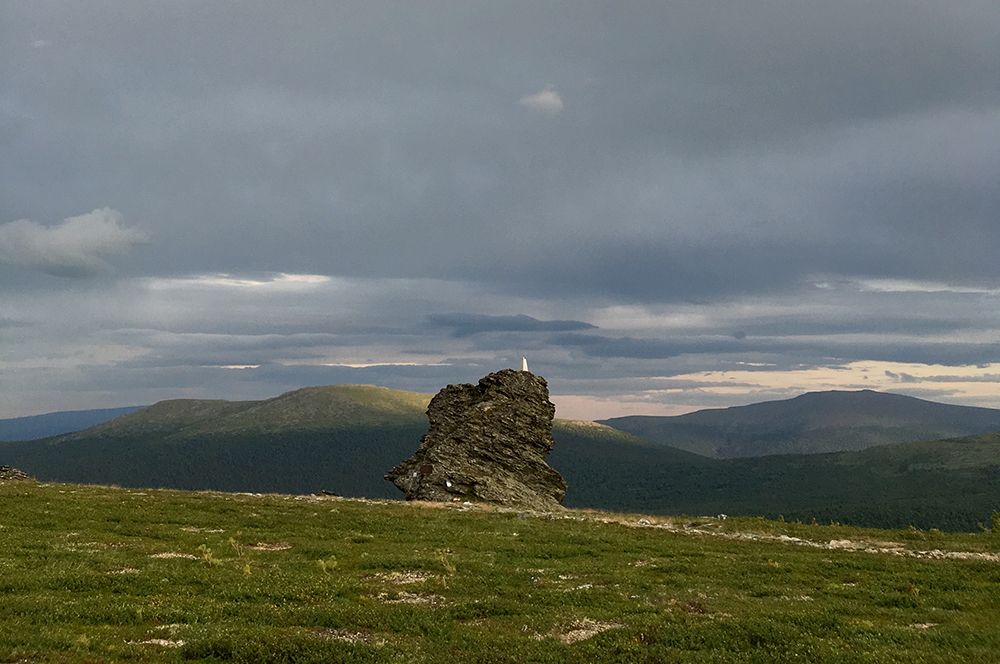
xmin=385 ymin=369 xmax=566 ymax=510
xmin=0 ymin=466 xmax=32 ymax=481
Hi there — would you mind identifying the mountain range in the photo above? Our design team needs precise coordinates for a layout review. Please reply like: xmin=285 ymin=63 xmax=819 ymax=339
xmin=602 ymin=389 xmax=1000 ymax=457
xmin=1 ymin=387 xmax=998 ymax=530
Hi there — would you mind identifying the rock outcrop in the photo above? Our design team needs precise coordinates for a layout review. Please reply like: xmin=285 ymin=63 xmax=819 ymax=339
xmin=385 ymin=369 xmax=566 ymax=510
xmin=0 ymin=466 xmax=32 ymax=481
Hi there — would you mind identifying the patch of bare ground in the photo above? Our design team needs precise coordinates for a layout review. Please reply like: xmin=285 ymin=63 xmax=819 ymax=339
xmin=128 ymin=638 xmax=185 ymax=648
xmin=539 ymin=619 xmax=622 ymax=644
xmin=375 ymin=591 xmax=445 ymax=606
xmin=180 ymin=526 xmax=224 ymax=533
xmin=149 ymin=552 xmax=199 ymax=560
xmin=317 ymin=629 xmax=388 ymax=646
xmin=544 ymin=511 xmax=1000 ymax=563
xmin=249 ymin=542 xmax=292 ymax=551
xmin=370 ymin=570 xmax=434 ymax=585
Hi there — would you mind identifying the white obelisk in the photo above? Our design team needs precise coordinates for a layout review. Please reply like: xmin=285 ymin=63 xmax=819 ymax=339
xmin=520 ymin=356 xmax=529 ymax=372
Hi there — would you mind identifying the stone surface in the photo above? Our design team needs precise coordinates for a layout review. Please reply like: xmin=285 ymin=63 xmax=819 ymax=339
xmin=0 ymin=466 xmax=32 ymax=481
xmin=385 ymin=369 xmax=566 ymax=510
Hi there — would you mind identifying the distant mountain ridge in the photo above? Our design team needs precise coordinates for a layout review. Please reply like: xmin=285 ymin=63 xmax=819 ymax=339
xmin=0 ymin=406 xmax=143 ymax=441
xmin=601 ymin=390 xmax=1000 ymax=458
xmin=74 ymin=385 xmax=431 ymax=441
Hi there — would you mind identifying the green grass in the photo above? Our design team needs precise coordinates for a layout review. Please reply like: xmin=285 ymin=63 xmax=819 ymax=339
xmin=1 ymin=481 xmax=999 ymax=662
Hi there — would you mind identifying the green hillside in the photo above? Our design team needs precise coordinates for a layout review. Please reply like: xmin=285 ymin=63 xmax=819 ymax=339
xmin=553 ymin=431 xmax=1000 ymax=531
xmin=2 ymin=386 xmax=999 ymax=531
xmin=72 ymin=385 xmax=431 ymax=439
xmin=1 ymin=480 xmax=998 ymax=663
xmin=602 ymin=390 xmax=1000 ymax=458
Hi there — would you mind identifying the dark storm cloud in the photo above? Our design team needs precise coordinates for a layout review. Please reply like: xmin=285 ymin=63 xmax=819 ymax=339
xmin=4 ymin=1 xmax=999 ymax=297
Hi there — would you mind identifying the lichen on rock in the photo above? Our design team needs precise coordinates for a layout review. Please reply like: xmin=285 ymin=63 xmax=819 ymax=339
xmin=385 ymin=369 xmax=566 ymax=510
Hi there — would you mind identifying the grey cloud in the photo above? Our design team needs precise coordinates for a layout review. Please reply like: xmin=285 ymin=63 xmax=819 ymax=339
xmin=426 ymin=313 xmax=595 ymax=337
xmin=553 ymin=331 xmax=1000 ymax=368
xmin=4 ymin=2 xmax=999 ymax=299
xmin=902 ymin=373 xmax=1000 ymax=384
xmin=884 ymin=370 xmax=920 ymax=383
xmin=551 ymin=333 xmax=753 ymax=359
xmin=3 ymin=2 xmax=1000 ymax=415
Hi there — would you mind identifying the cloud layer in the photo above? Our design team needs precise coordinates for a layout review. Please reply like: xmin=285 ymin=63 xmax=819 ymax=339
xmin=2 ymin=3 xmax=999 ymax=417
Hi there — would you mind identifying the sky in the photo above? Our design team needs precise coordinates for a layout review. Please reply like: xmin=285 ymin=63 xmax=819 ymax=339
xmin=2 ymin=2 xmax=1000 ymax=420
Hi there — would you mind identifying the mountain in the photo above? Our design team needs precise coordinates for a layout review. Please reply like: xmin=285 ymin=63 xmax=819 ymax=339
xmin=0 ymin=406 xmax=143 ymax=441
xmin=601 ymin=389 xmax=1000 ymax=458
xmin=2 ymin=385 xmax=998 ymax=530
xmin=75 ymin=384 xmax=431 ymax=438
xmin=0 ymin=385 xmax=432 ymax=498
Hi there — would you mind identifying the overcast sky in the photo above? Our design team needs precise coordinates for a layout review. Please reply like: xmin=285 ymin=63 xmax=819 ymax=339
xmin=3 ymin=2 xmax=1000 ymax=419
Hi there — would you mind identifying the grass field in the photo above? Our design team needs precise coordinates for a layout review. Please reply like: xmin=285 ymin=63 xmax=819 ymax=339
xmin=1 ymin=480 xmax=998 ymax=663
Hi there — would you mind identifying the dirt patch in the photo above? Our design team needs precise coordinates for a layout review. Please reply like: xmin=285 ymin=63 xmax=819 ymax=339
xmin=370 ymin=570 xmax=434 ymax=585
xmin=129 ymin=638 xmax=185 ymax=647
xmin=550 ymin=619 xmax=621 ymax=644
xmin=249 ymin=542 xmax=292 ymax=551
xmin=318 ymin=629 xmax=388 ymax=646
xmin=149 ymin=552 xmax=199 ymax=560
xmin=375 ymin=591 xmax=445 ymax=606
xmin=180 ymin=526 xmax=224 ymax=533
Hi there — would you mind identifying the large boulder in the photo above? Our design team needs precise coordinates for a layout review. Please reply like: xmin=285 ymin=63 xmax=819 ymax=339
xmin=385 ymin=369 xmax=566 ymax=510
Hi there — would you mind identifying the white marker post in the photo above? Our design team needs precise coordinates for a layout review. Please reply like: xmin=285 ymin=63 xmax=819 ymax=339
xmin=520 ymin=356 xmax=529 ymax=372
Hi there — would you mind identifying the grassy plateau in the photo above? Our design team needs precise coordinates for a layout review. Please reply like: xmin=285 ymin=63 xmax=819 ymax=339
xmin=1 ymin=479 xmax=998 ymax=663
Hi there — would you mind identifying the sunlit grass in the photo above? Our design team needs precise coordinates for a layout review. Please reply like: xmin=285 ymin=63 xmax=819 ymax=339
xmin=1 ymin=481 xmax=997 ymax=662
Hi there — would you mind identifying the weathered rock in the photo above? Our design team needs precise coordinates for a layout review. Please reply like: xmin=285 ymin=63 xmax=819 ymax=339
xmin=385 ymin=369 xmax=566 ymax=510
xmin=0 ymin=466 xmax=32 ymax=481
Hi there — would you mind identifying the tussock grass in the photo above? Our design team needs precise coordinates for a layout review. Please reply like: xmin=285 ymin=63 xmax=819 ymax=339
xmin=1 ymin=481 xmax=998 ymax=662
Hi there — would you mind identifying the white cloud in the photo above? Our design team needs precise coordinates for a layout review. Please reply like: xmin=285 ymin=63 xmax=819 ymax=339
xmin=0 ymin=208 xmax=147 ymax=277
xmin=146 ymin=272 xmax=332 ymax=290
xmin=518 ymin=85 xmax=563 ymax=115
xmin=853 ymin=278 xmax=1000 ymax=295
xmin=31 ymin=39 xmax=51 ymax=49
